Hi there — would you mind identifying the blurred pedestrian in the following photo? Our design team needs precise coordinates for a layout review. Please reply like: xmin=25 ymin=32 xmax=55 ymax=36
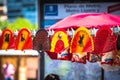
xmin=2 ymin=62 xmax=15 ymax=80
xmin=44 ymin=73 xmax=60 ymax=80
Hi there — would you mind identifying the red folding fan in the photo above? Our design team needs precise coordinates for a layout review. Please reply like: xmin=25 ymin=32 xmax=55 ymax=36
xmin=94 ymin=26 xmax=116 ymax=56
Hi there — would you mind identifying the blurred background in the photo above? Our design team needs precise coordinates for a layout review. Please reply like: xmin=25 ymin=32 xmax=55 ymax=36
xmin=0 ymin=0 xmax=38 ymax=80
xmin=0 ymin=0 xmax=120 ymax=80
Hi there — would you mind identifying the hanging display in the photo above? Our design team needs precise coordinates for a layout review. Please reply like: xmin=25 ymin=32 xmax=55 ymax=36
xmin=33 ymin=29 xmax=50 ymax=51
xmin=94 ymin=26 xmax=116 ymax=65
xmin=49 ymin=29 xmax=71 ymax=60
xmin=45 ymin=13 xmax=120 ymax=71
xmin=70 ymin=27 xmax=94 ymax=63
xmin=94 ymin=26 xmax=116 ymax=56
xmin=0 ymin=12 xmax=120 ymax=71
xmin=15 ymin=28 xmax=32 ymax=50
xmin=0 ymin=29 xmax=15 ymax=50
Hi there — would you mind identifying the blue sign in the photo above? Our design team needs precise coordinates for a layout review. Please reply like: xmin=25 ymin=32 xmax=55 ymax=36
xmin=44 ymin=4 xmax=58 ymax=16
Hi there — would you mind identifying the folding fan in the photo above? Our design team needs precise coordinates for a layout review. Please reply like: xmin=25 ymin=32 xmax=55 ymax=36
xmin=49 ymin=29 xmax=71 ymax=60
xmin=0 ymin=29 xmax=15 ymax=50
xmin=70 ymin=27 xmax=94 ymax=63
xmin=33 ymin=29 xmax=50 ymax=51
xmin=15 ymin=28 xmax=32 ymax=50
xmin=33 ymin=29 xmax=51 ymax=58
xmin=94 ymin=26 xmax=116 ymax=56
xmin=94 ymin=26 xmax=116 ymax=65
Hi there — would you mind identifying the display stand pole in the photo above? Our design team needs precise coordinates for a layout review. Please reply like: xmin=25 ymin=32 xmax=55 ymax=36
xmin=38 ymin=50 xmax=45 ymax=80
xmin=37 ymin=0 xmax=45 ymax=79
xmin=37 ymin=53 xmax=40 ymax=80
xmin=101 ymin=68 xmax=104 ymax=80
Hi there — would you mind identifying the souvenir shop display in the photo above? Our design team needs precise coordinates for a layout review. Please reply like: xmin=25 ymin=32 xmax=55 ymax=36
xmin=46 ymin=13 xmax=120 ymax=71
xmin=0 ymin=13 xmax=120 ymax=71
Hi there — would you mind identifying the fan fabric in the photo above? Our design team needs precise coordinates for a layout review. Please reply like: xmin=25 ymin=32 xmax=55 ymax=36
xmin=49 ymin=29 xmax=71 ymax=60
xmin=15 ymin=28 xmax=32 ymax=50
xmin=94 ymin=26 xmax=116 ymax=56
xmin=0 ymin=29 xmax=15 ymax=50
xmin=70 ymin=27 xmax=94 ymax=63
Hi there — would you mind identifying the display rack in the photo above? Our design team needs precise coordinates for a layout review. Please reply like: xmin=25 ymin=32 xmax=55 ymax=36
xmin=0 ymin=49 xmax=39 ymax=56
